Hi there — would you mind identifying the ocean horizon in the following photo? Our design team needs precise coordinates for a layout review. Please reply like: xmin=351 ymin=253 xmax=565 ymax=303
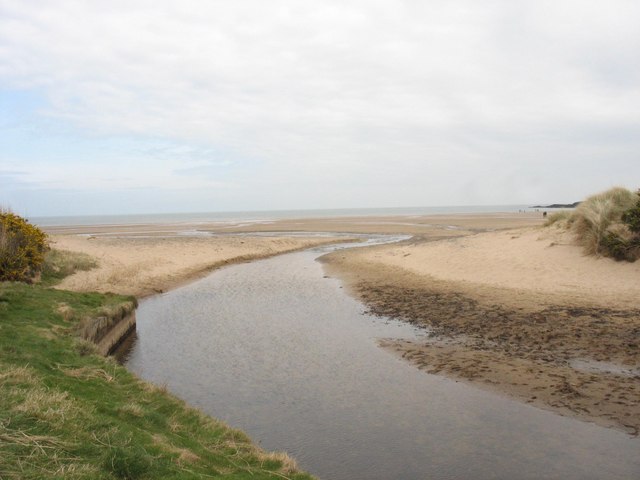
xmin=30 ymin=204 xmax=537 ymax=227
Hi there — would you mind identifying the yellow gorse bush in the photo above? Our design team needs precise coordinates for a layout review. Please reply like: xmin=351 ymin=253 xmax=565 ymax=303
xmin=0 ymin=212 xmax=49 ymax=282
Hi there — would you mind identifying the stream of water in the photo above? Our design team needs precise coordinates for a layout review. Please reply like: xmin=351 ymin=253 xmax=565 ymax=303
xmin=125 ymin=238 xmax=639 ymax=480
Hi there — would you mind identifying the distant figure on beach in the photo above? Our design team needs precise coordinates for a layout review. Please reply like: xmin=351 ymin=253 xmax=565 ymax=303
xmin=543 ymin=211 xmax=547 ymax=218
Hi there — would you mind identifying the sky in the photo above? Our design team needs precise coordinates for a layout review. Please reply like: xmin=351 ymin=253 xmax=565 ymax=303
xmin=1 ymin=0 xmax=639 ymax=217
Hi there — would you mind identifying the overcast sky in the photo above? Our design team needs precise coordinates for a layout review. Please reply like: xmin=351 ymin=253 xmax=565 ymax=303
xmin=1 ymin=0 xmax=639 ymax=216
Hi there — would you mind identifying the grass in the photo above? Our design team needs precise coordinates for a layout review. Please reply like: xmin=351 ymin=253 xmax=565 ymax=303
xmin=0 ymin=281 xmax=312 ymax=479
xmin=41 ymin=249 xmax=99 ymax=286
xmin=543 ymin=209 xmax=573 ymax=226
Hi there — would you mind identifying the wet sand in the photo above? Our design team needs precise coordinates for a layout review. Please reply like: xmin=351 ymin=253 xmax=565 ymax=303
xmin=322 ymin=226 xmax=640 ymax=434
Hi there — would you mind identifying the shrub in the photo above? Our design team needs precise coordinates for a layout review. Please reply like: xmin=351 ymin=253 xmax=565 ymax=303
xmin=621 ymin=191 xmax=640 ymax=234
xmin=0 ymin=211 xmax=49 ymax=282
xmin=601 ymin=190 xmax=640 ymax=262
xmin=601 ymin=232 xmax=634 ymax=261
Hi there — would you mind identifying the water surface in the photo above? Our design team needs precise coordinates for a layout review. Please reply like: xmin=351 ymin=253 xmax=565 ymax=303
xmin=125 ymin=240 xmax=639 ymax=480
xmin=31 ymin=204 xmax=532 ymax=226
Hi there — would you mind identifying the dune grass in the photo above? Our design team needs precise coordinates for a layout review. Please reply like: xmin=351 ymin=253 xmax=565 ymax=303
xmin=543 ymin=210 xmax=573 ymax=227
xmin=571 ymin=187 xmax=637 ymax=255
xmin=546 ymin=187 xmax=640 ymax=261
xmin=0 ymin=282 xmax=312 ymax=479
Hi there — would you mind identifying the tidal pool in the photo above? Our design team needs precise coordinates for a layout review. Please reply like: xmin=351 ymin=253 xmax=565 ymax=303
xmin=125 ymin=238 xmax=639 ymax=480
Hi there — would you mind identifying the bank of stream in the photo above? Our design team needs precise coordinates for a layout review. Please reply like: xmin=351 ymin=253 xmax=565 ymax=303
xmin=124 ymin=237 xmax=639 ymax=480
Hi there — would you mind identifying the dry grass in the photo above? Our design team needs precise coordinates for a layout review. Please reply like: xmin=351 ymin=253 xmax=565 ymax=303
xmin=105 ymin=263 xmax=145 ymax=286
xmin=59 ymin=365 xmax=115 ymax=383
xmin=152 ymin=434 xmax=201 ymax=464
xmin=13 ymin=387 xmax=87 ymax=428
xmin=258 ymin=451 xmax=299 ymax=475
xmin=0 ymin=363 xmax=38 ymax=387
xmin=140 ymin=380 xmax=168 ymax=395
xmin=544 ymin=210 xmax=572 ymax=227
xmin=0 ymin=421 xmax=75 ymax=452
xmin=0 ymin=420 xmax=98 ymax=479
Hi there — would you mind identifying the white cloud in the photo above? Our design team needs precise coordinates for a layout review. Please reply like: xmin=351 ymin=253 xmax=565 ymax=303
xmin=1 ymin=0 xmax=639 ymax=213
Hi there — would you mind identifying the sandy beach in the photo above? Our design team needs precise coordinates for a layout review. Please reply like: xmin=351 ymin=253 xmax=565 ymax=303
xmin=43 ymin=211 xmax=542 ymax=298
xmin=322 ymin=222 xmax=640 ymax=434
xmin=47 ymin=211 xmax=639 ymax=433
xmin=50 ymin=234 xmax=347 ymax=297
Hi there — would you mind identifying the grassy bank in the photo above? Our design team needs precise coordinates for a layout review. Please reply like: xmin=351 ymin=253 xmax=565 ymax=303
xmin=0 ymin=281 xmax=312 ymax=479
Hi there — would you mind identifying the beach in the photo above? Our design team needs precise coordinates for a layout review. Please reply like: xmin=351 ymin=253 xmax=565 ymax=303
xmin=322 ymin=222 xmax=640 ymax=434
xmin=43 ymin=211 xmax=541 ymax=298
xmin=47 ymin=211 xmax=639 ymax=433
xmin=50 ymin=234 xmax=347 ymax=297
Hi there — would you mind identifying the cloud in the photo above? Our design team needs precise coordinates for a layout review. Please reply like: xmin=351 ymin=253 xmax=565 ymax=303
xmin=0 ymin=0 xmax=639 ymax=214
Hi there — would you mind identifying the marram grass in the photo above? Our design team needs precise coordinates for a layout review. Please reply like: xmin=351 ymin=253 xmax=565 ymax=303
xmin=0 ymin=281 xmax=313 ymax=480
xmin=546 ymin=186 xmax=640 ymax=260
xmin=571 ymin=187 xmax=637 ymax=255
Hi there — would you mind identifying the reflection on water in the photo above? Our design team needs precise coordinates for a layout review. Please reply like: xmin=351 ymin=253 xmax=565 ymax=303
xmin=125 ymin=240 xmax=640 ymax=480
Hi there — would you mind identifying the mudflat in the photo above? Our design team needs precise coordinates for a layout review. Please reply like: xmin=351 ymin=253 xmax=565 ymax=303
xmin=322 ymin=223 xmax=640 ymax=434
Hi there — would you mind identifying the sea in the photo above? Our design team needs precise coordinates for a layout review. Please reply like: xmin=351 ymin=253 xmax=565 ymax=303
xmin=29 ymin=205 xmax=537 ymax=227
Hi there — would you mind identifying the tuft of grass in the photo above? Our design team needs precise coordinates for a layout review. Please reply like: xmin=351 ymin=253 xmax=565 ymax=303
xmin=0 ymin=281 xmax=313 ymax=479
xmin=41 ymin=249 xmax=98 ymax=286
xmin=103 ymin=445 xmax=152 ymax=479
xmin=56 ymin=302 xmax=76 ymax=322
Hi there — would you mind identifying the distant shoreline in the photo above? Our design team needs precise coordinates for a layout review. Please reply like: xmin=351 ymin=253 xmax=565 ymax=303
xmin=530 ymin=201 xmax=581 ymax=209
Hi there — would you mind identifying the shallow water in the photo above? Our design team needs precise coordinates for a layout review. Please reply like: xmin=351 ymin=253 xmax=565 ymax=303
xmin=125 ymin=239 xmax=639 ymax=480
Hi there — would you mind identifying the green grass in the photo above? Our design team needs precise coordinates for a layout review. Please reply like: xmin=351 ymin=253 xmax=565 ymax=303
xmin=0 ymin=282 xmax=312 ymax=479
